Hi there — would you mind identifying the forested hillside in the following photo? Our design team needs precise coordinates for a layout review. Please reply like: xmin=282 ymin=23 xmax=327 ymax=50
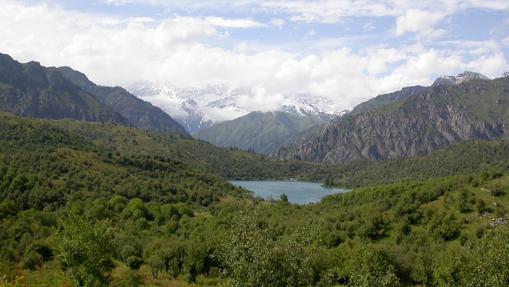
xmin=315 ymin=140 xmax=509 ymax=188
xmin=195 ymin=109 xmax=331 ymax=154
xmin=1 ymin=112 xmax=509 ymax=286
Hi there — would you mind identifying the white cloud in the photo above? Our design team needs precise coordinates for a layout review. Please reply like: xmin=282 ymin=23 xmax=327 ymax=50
xmin=205 ymin=16 xmax=267 ymax=28
xmin=269 ymin=18 xmax=286 ymax=28
xmin=395 ymin=10 xmax=447 ymax=37
xmin=1 ymin=0 xmax=508 ymax=115
xmin=306 ymin=29 xmax=317 ymax=38
xmin=101 ymin=0 xmax=509 ymax=24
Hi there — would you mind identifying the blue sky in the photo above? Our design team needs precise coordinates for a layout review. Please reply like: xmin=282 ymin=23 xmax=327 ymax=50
xmin=1 ymin=0 xmax=509 ymax=110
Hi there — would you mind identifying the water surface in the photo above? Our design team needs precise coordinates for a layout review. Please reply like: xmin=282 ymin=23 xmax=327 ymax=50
xmin=230 ymin=180 xmax=350 ymax=204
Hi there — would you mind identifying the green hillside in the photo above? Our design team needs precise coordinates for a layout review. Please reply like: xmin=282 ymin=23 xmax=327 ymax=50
xmin=195 ymin=110 xmax=329 ymax=154
xmin=316 ymin=140 xmax=509 ymax=188
xmin=2 ymin=113 xmax=509 ymax=286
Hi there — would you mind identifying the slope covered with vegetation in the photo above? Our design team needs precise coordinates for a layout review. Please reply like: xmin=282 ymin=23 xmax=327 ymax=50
xmin=317 ymin=139 xmax=509 ymax=188
xmin=195 ymin=110 xmax=330 ymax=154
xmin=2 ymin=113 xmax=509 ymax=286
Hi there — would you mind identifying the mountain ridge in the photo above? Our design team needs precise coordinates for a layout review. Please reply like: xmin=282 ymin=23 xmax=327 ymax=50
xmin=0 ymin=53 xmax=190 ymax=137
xmin=129 ymin=82 xmax=338 ymax=133
xmin=194 ymin=108 xmax=332 ymax=154
xmin=0 ymin=53 xmax=127 ymax=125
xmin=276 ymin=72 xmax=508 ymax=163
xmin=57 ymin=66 xmax=190 ymax=137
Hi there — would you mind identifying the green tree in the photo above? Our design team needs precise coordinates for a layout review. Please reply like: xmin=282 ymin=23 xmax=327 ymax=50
xmin=348 ymin=247 xmax=400 ymax=287
xmin=460 ymin=228 xmax=509 ymax=287
xmin=57 ymin=213 xmax=115 ymax=287
xmin=280 ymin=193 xmax=289 ymax=204
xmin=218 ymin=215 xmax=313 ymax=287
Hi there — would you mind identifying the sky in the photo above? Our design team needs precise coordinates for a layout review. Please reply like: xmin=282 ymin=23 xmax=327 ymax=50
xmin=1 ymin=0 xmax=509 ymax=111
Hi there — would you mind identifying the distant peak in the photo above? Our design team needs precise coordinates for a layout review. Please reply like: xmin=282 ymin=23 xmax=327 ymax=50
xmin=432 ymin=71 xmax=489 ymax=87
xmin=504 ymin=72 xmax=509 ymax=78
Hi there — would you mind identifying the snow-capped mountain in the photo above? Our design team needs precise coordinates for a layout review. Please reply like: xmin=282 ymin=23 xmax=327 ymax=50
xmin=432 ymin=71 xmax=489 ymax=87
xmin=128 ymin=82 xmax=338 ymax=133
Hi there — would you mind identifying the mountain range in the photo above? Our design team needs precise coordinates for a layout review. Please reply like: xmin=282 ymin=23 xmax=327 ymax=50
xmin=0 ymin=53 xmax=127 ymax=125
xmin=128 ymin=82 xmax=338 ymax=133
xmin=3 ymin=51 xmax=509 ymax=168
xmin=194 ymin=106 xmax=334 ymax=154
xmin=0 ymin=53 xmax=189 ymax=138
xmin=56 ymin=67 xmax=189 ymax=137
xmin=277 ymin=71 xmax=509 ymax=163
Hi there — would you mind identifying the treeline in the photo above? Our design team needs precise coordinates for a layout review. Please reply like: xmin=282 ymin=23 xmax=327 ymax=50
xmin=316 ymin=140 xmax=509 ymax=187
xmin=0 ymin=112 xmax=322 ymax=181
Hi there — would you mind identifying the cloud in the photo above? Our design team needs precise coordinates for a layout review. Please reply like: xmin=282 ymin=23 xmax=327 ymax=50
xmin=205 ymin=16 xmax=267 ymax=28
xmin=99 ymin=0 xmax=509 ymax=24
xmin=1 ymin=0 xmax=508 ymax=115
xmin=395 ymin=10 xmax=447 ymax=38
xmin=269 ymin=18 xmax=286 ymax=28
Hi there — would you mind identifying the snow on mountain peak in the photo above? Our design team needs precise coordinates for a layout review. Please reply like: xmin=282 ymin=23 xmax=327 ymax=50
xmin=128 ymin=82 xmax=337 ymax=133
xmin=432 ymin=71 xmax=489 ymax=87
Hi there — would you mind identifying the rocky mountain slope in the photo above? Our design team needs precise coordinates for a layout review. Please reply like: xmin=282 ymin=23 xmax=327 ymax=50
xmin=0 ymin=53 xmax=126 ymax=124
xmin=57 ymin=67 xmax=189 ymax=137
xmin=194 ymin=106 xmax=333 ymax=154
xmin=0 ymin=53 xmax=190 ymax=137
xmin=277 ymin=72 xmax=509 ymax=164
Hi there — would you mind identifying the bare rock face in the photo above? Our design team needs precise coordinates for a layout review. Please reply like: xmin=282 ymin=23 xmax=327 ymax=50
xmin=277 ymin=74 xmax=509 ymax=164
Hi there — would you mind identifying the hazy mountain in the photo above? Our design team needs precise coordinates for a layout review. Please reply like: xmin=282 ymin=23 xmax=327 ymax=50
xmin=0 ymin=53 xmax=126 ymax=124
xmin=57 ymin=67 xmax=190 ymax=137
xmin=277 ymin=72 xmax=509 ymax=164
xmin=128 ymin=82 xmax=338 ymax=133
xmin=194 ymin=106 xmax=334 ymax=154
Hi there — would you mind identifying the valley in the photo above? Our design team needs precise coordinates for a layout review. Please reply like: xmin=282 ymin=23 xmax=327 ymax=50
xmin=1 ymin=46 xmax=509 ymax=287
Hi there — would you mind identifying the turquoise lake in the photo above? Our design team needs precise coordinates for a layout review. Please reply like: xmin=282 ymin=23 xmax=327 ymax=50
xmin=230 ymin=180 xmax=350 ymax=204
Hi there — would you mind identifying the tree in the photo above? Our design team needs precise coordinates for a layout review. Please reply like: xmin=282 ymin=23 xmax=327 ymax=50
xmin=348 ymin=247 xmax=400 ymax=287
xmin=460 ymin=228 xmax=509 ymax=287
xmin=280 ymin=193 xmax=289 ymax=204
xmin=217 ymin=215 xmax=314 ymax=287
xmin=57 ymin=213 xmax=115 ymax=287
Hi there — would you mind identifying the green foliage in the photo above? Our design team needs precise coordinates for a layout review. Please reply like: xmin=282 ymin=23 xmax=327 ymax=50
xmin=195 ymin=110 xmax=329 ymax=154
xmin=348 ymin=247 xmax=400 ymax=287
xmin=460 ymin=228 xmax=509 ymax=286
xmin=110 ymin=268 xmax=143 ymax=287
xmin=318 ymin=140 xmax=509 ymax=188
xmin=217 ymin=215 xmax=315 ymax=287
xmin=2 ymin=113 xmax=509 ymax=286
xmin=57 ymin=213 xmax=115 ymax=287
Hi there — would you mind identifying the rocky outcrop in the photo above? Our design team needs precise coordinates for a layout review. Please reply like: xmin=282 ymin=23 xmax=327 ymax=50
xmin=277 ymin=74 xmax=509 ymax=164
xmin=432 ymin=71 xmax=489 ymax=87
